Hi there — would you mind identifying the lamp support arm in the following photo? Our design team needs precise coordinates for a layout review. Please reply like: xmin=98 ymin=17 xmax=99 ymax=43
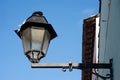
xmin=32 ymin=63 xmax=111 ymax=69
xmin=31 ymin=59 xmax=113 ymax=80
xmin=32 ymin=59 xmax=112 ymax=70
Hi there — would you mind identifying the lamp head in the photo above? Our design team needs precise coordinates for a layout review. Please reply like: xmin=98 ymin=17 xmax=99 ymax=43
xmin=15 ymin=11 xmax=57 ymax=63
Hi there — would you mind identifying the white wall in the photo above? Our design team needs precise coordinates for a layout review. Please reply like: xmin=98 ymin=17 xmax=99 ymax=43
xmin=99 ymin=0 xmax=109 ymax=63
xmin=92 ymin=16 xmax=99 ymax=80
xmin=99 ymin=0 xmax=120 ymax=80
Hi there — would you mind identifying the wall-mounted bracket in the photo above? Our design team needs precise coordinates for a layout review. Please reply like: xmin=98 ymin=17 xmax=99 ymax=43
xmin=92 ymin=59 xmax=113 ymax=80
xmin=32 ymin=59 xmax=113 ymax=80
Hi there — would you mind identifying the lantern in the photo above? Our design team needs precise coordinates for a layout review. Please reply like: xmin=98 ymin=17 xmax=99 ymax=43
xmin=15 ymin=11 xmax=57 ymax=63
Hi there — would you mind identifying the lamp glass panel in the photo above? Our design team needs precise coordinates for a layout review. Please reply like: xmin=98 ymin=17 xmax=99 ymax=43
xmin=42 ymin=30 xmax=51 ymax=55
xmin=31 ymin=27 xmax=45 ymax=52
xmin=22 ymin=28 xmax=31 ymax=54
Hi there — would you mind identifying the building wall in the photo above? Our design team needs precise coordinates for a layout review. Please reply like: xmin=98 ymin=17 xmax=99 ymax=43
xmin=99 ymin=0 xmax=120 ymax=80
xmin=82 ymin=15 xmax=99 ymax=80
xmin=99 ymin=0 xmax=109 ymax=63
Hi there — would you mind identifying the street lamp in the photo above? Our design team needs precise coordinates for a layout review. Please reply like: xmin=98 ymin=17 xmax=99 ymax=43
xmin=15 ymin=11 xmax=113 ymax=80
xmin=15 ymin=11 xmax=57 ymax=63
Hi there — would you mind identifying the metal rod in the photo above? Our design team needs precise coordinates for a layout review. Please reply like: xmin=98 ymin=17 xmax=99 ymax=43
xmin=32 ymin=63 xmax=111 ymax=69
xmin=32 ymin=63 xmax=79 ymax=69
xmin=78 ymin=63 xmax=111 ymax=69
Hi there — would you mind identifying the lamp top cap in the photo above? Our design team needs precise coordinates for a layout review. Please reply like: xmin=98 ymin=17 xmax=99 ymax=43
xmin=15 ymin=11 xmax=57 ymax=39
xmin=32 ymin=11 xmax=43 ymax=16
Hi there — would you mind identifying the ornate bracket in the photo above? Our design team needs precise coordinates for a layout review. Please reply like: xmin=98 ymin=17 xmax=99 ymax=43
xmin=32 ymin=59 xmax=113 ymax=80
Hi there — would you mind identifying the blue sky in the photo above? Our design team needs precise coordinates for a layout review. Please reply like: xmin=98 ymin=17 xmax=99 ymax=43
xmin=0 ymin=0 xmax=99 ymax=80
